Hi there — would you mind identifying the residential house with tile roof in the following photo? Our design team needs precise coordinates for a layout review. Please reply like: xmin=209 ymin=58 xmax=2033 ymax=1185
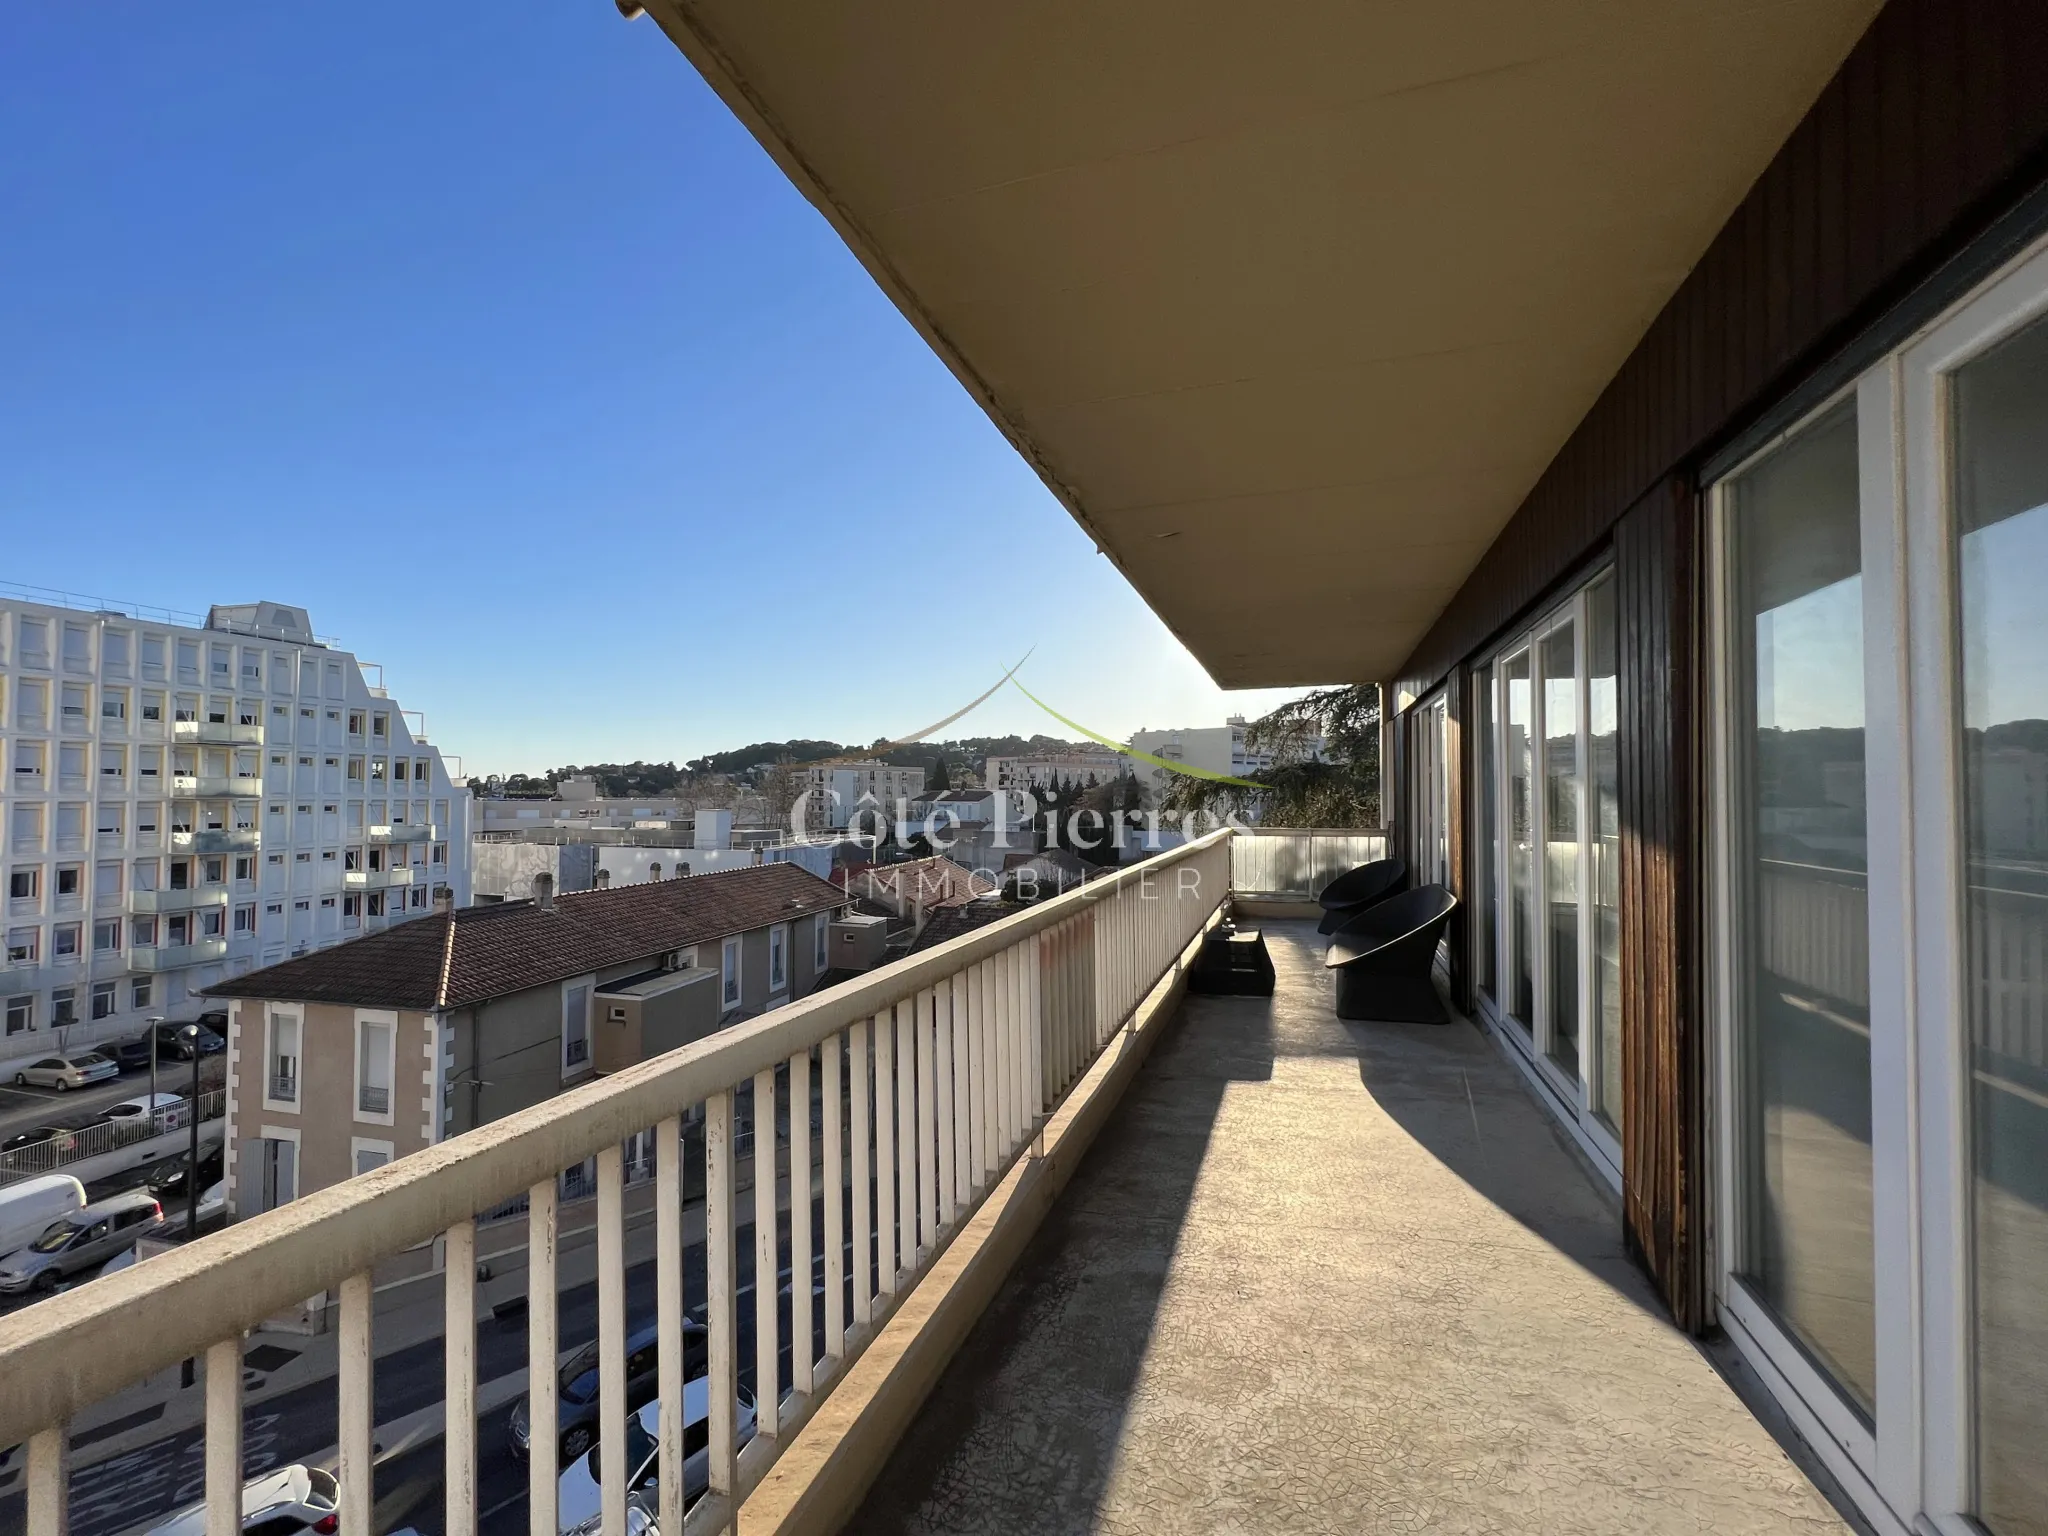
xmin=203 ymin=862 xmax=845 ymax=1216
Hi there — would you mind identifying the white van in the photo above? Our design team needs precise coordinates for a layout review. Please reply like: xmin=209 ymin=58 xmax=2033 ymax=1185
xmin=0 ymin=1175 xmax=87 ymax=1259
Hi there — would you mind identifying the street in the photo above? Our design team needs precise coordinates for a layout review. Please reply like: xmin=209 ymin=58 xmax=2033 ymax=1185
xmin=0 ymin=1196 xmax=850 ymax=1536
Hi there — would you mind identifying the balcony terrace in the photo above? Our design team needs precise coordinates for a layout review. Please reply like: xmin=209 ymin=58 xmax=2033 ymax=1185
xmin=0 ymin=833 xmax=1845 ymax=1536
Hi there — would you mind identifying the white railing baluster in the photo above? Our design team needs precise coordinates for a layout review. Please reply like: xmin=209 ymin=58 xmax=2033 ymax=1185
xmin=26 ymin=1423 xmax=66 ymax=1536
xmin=706 ymin=1088 xmax=737 ymax=1502
xmin=338 ymin=1271 xmax=374 ymax=1536
xmin=996 ymin=946 xmax=1016 ymax=1158
xmin=204 ymin=1337 xmax=242 ymax=1536
xmin=655 ymin=1118 xmax=684 ymax=1536
xmin=1027 ymin=929 xmax=1044 ymax=1146
xmin=850 ymin=1019 xmax=873 ymax=1328
xmin=445 ymin=1218 xmax=477 ymax=1536
xmin=895 ymin=999 xmax=917 ymax=1270
xmin=935 ymin=980 xmax=956 ymax=1227
xmin=789 ymin=1049 xmax=814 ymax=1395
xmin=916 ymin=987 xmax=937 ymax=1251
xmin=597 ymin=1143 xmax=628 ymax=1536
xmin=528 ymin=1175 xmax=559 ymax=1536
xmin=823 ymin=1031 xmax=846 ymax=1357
xmin=983 ymin=958 xmax=1000 ymax=1175
xmin=966 ymin=960 xmax=986 ymax=1193
xmin=753 ymin=1066 xmax=780 ymax=1440
xmin=874 ymin=1010 xmax=897 ymax=1299
xmin=950 ymin=971 xmax=971 ymax=1211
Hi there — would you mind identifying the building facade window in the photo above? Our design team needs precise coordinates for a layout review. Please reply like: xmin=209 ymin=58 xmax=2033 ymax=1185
xmin=562 ymin=980 xmax=591 ymax=1073
xmin=722 ymin=938 xmax=741 ymax=1010
xmin=769 ymin=923 xmax=788 ymax=994
xmin=265 ymin=1010 xmax=302 ymax=1106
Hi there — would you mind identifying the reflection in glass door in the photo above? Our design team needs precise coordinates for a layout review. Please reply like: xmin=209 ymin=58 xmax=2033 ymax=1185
xmin=1414 ymin=694 xmax=1449 ymax=889
xmin=1541 ymin=619 xmax=1582 ymax=1079
xmin=1472 ymin=580 xmax=1624 ymax=1174
xmin=1588 ymin=575 xmax=1622 ymax=1129
xmin=1948 ymin=309 xmax=2048 ymax=1533
xmin=1504 ymin=650 xmax=1536 ymax=1032
xmin=1718 ymin=397 xmax=1876 ymax=1419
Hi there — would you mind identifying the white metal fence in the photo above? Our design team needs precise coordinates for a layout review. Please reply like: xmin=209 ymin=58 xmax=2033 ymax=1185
xmin=1229 ymin=827 xmax=1388 ymax=899
xmin=0 ymin=1089 xmax=227 ymax=1181
xmin=0 ymin=829 xmax=1232 ymax=1536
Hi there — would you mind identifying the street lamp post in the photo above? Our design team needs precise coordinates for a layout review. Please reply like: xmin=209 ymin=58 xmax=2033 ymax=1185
xmin=178 ymin=1024 xmax=202 ymax=1240
xmin=146 ymin=1014 xmax=164 ymax=1135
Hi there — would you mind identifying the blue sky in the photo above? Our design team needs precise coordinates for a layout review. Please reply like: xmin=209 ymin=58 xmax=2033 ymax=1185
xmin=0 ymin=7 xmax=1308 ymax=777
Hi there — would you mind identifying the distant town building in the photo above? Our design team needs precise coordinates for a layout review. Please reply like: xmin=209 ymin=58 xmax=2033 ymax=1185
xmin=1127 ymin=715 xmax=1325 ymax=796
xmin=471 ymin=808 xmax=843 ymax=901
xmin=0 ymin=594 xmax=469 ymax=1059
xmin=802 ymin=762 xmax=926 ymax=830
xmin=983 ymin=752 xmax=1127 ymax=794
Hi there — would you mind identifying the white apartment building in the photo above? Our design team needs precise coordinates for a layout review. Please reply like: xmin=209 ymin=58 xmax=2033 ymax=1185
xmin=1126 ymin=715 xmax=1325 ymax=795
xmin=801 ymin=762 xmax=926 ymax=830
xmin=983 ymin=751 xmax=1128 ymax=794
xmin=0 ymin=595 xmax=470 ymax=1055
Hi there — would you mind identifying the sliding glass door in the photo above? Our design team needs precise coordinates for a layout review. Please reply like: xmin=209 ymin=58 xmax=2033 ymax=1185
xmin=1704 ymin=235 xmax=2048 ymax=1534
xmin=1473 ymin=575 xmax=1623 ymax=1173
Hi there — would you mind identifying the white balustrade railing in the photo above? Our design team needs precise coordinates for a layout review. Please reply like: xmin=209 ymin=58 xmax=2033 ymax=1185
xmin=0 ymin=829 xmax=1232 ymax=1536
xmin=1229 ymin=826 xmax=1388 ymax=899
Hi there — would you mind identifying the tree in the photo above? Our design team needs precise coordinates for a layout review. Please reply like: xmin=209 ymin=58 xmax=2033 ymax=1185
xmin=1161 ymin=684 xmax=1381 ymax=828
xmin=757 ymin=759 xmax=805 ymax=825
xmin=930 ymin=756 xmax=951 ymax=793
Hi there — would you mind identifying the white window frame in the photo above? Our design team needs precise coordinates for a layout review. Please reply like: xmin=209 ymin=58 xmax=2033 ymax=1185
xmin=815 ymin=912 xmax=830 ymax=972
xmin=768 ymin=922 xmax=789 ymax=995
xmin=257 ymin=1125 xmax=301 ymax=1211
xmin=262 ymin=1008 xmax=303 ymax=1113
xmin=350 ymin=1137 xmax=395 ymax=1178
xmin=353 ymin=1009 xmax=398 ymax=1127
xmin=562 ymin=977 xmax=593 ymax=1077
xmin=721 ymin=937 xmax=741 ymax=1011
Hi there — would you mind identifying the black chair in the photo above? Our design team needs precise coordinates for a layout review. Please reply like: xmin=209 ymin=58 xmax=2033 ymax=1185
xmin=1315 ymin=857 xmax=1407 ymax=935
xmin=1324 ymin=885 xmax=1458 ymax=1024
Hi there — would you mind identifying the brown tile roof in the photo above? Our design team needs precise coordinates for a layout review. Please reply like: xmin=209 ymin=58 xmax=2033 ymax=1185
xmin=202 ymin=863 xmax=845 ymax=1011
xmin=833 ymin=856 xmax=998 ymax=910
xmin=906 ymin=897 xmax=1027 ymax=956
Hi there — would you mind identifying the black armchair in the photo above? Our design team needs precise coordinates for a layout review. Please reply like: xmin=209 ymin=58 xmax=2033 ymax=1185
xmin=1324 ymin=885 xmax=1458 ymax=1024
xmin=1315 ymin=857 xmax=1407 ymax=935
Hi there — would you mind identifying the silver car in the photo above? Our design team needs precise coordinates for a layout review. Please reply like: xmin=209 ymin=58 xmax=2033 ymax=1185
xmin=0 ymin=1189 xmax=163 ymax=1294
xmin=11 ymin=1054 xmax=119 ymax=1091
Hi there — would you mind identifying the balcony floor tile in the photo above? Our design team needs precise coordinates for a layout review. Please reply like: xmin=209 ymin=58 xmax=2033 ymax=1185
xmin=853 ymin=922 xmax=1846 ymax=1536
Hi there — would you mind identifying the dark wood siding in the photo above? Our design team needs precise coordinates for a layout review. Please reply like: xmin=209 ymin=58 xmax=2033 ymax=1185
xmin=1613 ymin=481 xmax=1706 ymax=1331
xmin=1396 ymin=0 xmax=2048 ymax=698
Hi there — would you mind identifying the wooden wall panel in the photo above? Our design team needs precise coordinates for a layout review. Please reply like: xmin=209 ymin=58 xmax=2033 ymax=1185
xmin=1613 ymin=481 xmax=1706 ymax=1330
xmin=1395 ymin=0 xmax=2048 ymax=698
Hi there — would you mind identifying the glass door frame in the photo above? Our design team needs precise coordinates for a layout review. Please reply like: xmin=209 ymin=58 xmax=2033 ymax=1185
xmin=1703 ymin=235 xmax=2048 ymax=1534
xmin=1704 ymin=379 xmax=1904 ymax=1521
xmin=1896 ymin=234 xmax=2048 ymax=1536
xmin=1471 ymin=577 xmax=1623 ymax=1182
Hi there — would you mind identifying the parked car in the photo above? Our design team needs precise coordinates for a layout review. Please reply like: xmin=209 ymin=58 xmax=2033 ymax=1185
xmin=132 ymin=1019 xmax=227 ymax=1063
xmin=146 ymin=1463 xmax=339 ymax=1536
xmin=0 ymin=1121 xmax=94 ymax=1155
xmin=101 ymin=1093 xmax=191 ymax=1133
xmin=148 ymin=1146 xmax=224 ymax=1201
xmin=0 ymin=1175 xmax=86 ymax=1260
xmin=11 ymin=1054 xmax=120 ymax=1091
xmin=554 ymin=1383 xmax=757 ymax=1535
xmin=509 ymin=1316 xmax=709 ymax=1466
xmin=0 ymin=1189 xmax=163 ymax=1294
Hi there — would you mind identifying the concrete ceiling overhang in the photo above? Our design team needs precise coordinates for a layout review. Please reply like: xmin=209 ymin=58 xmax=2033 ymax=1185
xmin=641 ymin=0 xmax=1879 ymax=686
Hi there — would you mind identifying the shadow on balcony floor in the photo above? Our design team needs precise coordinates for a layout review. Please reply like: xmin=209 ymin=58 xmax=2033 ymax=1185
xmin=853 ymin=921 xmax=1847 ymax=1535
